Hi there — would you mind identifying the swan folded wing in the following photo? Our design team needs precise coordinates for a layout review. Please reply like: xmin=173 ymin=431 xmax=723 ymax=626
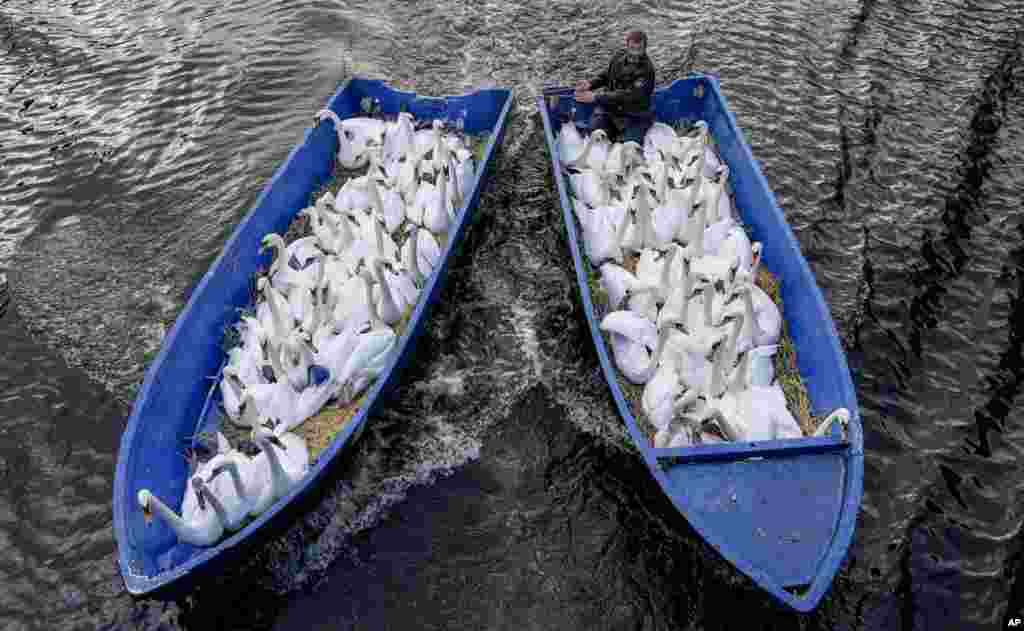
xmin=600 ymin=311 xmax=658 ymax=350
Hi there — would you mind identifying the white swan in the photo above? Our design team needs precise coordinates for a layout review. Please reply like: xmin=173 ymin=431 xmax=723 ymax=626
xmin=641 ymin=319 xmax=688 ymax=431
xmin=333 ymin=275 xmax=397 ymax=402
xmin=558 ymin=120 xmax=587 ymax=166
xmin=260 ymin=234 xmax=321 ymax=295
xmin=450 ymin=147 xmax=476 ymax=207
xmin=634 ymin=246 xmax=683 ymax=302
xmin=401 ymin=223 xmax=441 ymax=282
xmin=716 ymin=280 xmax=781 ymax=350
xmin=813 ymin=408 xmax=851 ymax=437
xmin=251 ymin=425 xmax=310 ymax=503
xmin=256 ymin=277 xmax=294 ymax=353
xmin=600 ymin=310 xmax=659 ymax=350
xmin=604 ymin=141 xmax=642 ymax=179
xmin=327 ymin=270 xmax=374 ymax=333
xmin=699 ymin=345 xmax=802 ymax=442
xmin=569 ymin=168 xmax=611 ymax=209
xmin=580 ymin=129 xmax=611 ymax=174
xmin=334 ymin=177 xmax=374 ymax=214
xmin=137 ymin=478 xmax=227 ymax=547
xmin=316 ymin=109 xmax=370 ymax=170
xmin=424 ymin=148 xmax=456 ymax=235
xmin=580 ymin=202 xmax=629 ymax=267
xmin=733 ymin=241 xmax=764 ymax=286
xmin=219 ymin=370 xmax=245 ymax=422
xmin=643 ymin=122 xmax=678 ymax=164
xmin=278 ymin=330 xmax=315 ymax=391
xmin=633 ymin=179 xmax=675 ymax=252
xmin=202 ymin=447 xmax=260 ymax=531
xmin=208 ymin=450 xmax=270 ymax=520
xmin=607 ymin=315 xmax=674 ymax=385
xmin=362 ymin=157 xmax=406 ymax=233
xmin=341 ymin=116 xmax=387 ymax=147
xmin=382 ymin=111 xmax=415 ymax=164
xmin=301 ymin=203 xmax=351 ymax=255
xmin=369 ymin=258 xmax=404 ymax=326
xmin=598 ymin=262 xmax=656 ymax=312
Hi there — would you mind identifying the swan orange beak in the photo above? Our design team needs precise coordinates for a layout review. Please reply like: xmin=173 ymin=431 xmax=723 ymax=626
xmin=141 ymin=501 xmax=153 ymax=525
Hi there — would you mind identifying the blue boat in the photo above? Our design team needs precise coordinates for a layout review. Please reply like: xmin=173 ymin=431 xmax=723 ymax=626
xmin=113 ymin=78 xmax=513 ymax=596
xmin=536 ymin=75 xmax=863 ymax=611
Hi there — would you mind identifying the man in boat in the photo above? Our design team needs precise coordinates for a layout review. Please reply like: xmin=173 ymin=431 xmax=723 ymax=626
xmin=574 ymin=30 xmax=656 ymax=144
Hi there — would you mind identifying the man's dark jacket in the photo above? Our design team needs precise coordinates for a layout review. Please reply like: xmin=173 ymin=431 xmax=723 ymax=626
xmin=589 ymin=49 xmax=656 ymax=122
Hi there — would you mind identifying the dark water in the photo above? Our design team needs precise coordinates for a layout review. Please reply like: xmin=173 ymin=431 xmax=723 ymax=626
xmin=1 ymin=0 xmax=1023 ymax=629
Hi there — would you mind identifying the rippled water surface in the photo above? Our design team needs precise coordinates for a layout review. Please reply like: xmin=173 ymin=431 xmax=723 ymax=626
xmin=2 ymin=0 xmax=1023 ymax=629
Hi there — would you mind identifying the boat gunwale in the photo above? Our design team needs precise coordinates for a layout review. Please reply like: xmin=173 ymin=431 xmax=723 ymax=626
xmin=114 ymin=78 xmax=514 ymax=596
xmin=536 ymin=74 xmax=863 ymax=611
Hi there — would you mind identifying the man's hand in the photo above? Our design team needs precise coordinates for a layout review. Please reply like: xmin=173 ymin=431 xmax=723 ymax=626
xmin=574 ymin=90 xmax=596 ymax=103
xmin=575 ymin=80 xmax=591 ymax=91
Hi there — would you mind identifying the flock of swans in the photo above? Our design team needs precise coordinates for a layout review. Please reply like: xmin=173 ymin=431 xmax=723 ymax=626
xmin=559 ymin=119 xmax=839 ymax=448
xmin=138 ymin=109 xmax=478 ymax=546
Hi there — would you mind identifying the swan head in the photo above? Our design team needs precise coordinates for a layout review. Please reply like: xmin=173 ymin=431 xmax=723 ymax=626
xmin=370 ymin=256 xmax=390 ymax=276
xmin=191 ymin=476 xmax=213 ymax=510
xmin=260 ymin=234 xmax=284 ymax=253
xmin=209 ymin=460 xmax=238 ymax=482
xmin=252 ymin=423 xmax=287 ymax=450
xmin=814 ymin=408 xmax=851 ymax=437
xmin=137 ymin=489 xmax=154 ymax=524
xmin=315 ymin=108 xmax=338 ymax=126
xmin=317 ymin=190 xmax=335 ymax=208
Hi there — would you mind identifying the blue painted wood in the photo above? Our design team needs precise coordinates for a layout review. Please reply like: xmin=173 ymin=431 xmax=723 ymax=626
xmin=653 ymin=435 xmax=849 ymax=464
xmin=113 ymin=78 xmax=514 ymax=596
xmin=536 ymin=74 xmax=863 ymax=612
xmin=664 ymin=453 xmax=849 ymax=588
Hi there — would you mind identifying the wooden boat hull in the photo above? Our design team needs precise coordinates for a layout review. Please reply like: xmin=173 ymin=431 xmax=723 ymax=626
xmin=113 ymin=78 xmax=513 ymax=596
xmin=536 ymin=75 xmax=863 ymax=611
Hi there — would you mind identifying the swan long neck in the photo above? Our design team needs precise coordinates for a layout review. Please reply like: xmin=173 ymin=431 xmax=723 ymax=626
xmin=267 ymin=236 xmax=286 ymax=276
xmin=374 ymin=215 xmax=384 ymax=253
xmin=573 ymin=132 xmax=596 ymax=166
xmin=749 ymin=244 xmax=762 ymax=283
xmin=374 ymin=262 xmax=397 ymax=313
xmin=660 ymin=247 xmax=677 ymax=289
xmin=729 ymin=347 xmax=751 ymax=394
xmin=616 ymin=210 xmax=631 ymax=247
xmin=366 ymin=176 xmax=385 ymax=219
xmin=220 ymin=462 xmax=249 ymax=499
xmin=692 ymin=194 xmax=706 ymax=257
xmin=257 ymin=437 xmax=292 ymax=498
xmin=709 ymin=182 xmax=723 ymax=224
xmin=223 ymin=374 xmax=243 ymax=400
xmin=725 ymin=312 xmax=745 ymax=369
xmin=336 ymin=214 xmax=354 ymax=249
xmin=322 ymin=110 xmax=350 ymax=153
xmin=268 ymin=338 xmax=290 ymax=381
xmin=266 ymin=286 xmax=291 ymax=339
xmin=185 ymin=484 xmax=228 ymax=528
xmin=363 ymin=273 xmax=383 ymax=330
xmin=744 ymin=287 xmax=759 ymax=341
xmin=146 ymin=493 xmax=188 ymax=534
xmin=710 ymin=342 xmax=726 ymax=397
xmin=648 ymin=324 xmax=673 ymax=380
xmin=636 ymin=184 xmax=652 ymax=245
xmin=702 ymin=285 xmax=713 ymax=327
xmin=436 ymin=147 xmax=448 ymax=217
xmin=410 ymin=227 xmax=421 ymax=282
